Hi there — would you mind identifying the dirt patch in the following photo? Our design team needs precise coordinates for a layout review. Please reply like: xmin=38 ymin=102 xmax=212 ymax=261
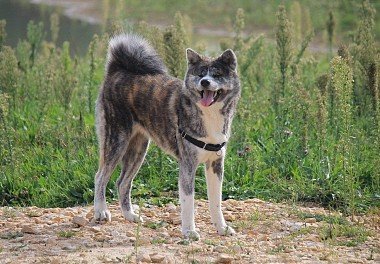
xmin=1 ymin=199 xmax=379 ymax=263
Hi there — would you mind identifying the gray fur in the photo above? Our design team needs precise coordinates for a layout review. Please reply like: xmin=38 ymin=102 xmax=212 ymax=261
xmin=93 ymin=34 xmax=240 ymax=238
xmin=211 ymin=158 xmax=223 ymax=180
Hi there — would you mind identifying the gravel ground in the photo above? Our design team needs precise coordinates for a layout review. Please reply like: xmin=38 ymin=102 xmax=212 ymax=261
xmin=1 ymin=199 xmax=379 ymax=263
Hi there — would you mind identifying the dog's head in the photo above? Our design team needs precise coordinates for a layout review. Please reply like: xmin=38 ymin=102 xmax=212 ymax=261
xmin=184 ymin=49 xmax=240 ymax=107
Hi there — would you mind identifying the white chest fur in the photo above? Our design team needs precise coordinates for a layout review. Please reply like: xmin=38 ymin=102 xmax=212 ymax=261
xmin=196 ymin=102 xmax=228 ymax=163
xmin=199 ymin=102 xmax=227 ymax=143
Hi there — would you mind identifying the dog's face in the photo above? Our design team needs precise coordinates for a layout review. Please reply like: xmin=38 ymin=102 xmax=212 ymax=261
xmin=185 ymin=49 xmax=240 ymax=107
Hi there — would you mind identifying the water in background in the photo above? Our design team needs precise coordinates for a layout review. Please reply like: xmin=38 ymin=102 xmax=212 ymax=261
xmin=0 ymin=0 xmax=101 ymax=55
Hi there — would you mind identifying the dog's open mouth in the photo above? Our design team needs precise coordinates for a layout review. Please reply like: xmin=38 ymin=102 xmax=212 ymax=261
xmin=199 ymin=90 xmax=222 ymax=107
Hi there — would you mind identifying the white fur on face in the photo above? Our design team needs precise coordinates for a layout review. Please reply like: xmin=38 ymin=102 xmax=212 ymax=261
xmin=197 ymin=71 xmax=220 ymax=92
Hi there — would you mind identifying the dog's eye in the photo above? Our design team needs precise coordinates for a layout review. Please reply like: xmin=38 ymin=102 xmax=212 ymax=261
xmin=212 ymin=69 xmax=223 ymax=78
xmin=197 ymin=67 xmax=208 ymax=78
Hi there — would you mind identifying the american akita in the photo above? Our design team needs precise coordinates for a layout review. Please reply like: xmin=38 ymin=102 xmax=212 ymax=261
xmin=94 ymin=34 xmax=240 ymax=239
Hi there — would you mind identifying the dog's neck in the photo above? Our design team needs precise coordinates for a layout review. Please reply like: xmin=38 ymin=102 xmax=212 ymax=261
xmin=197 ymin=101 xmax=228 ymax=144
xmin=178 ymin=88 xmax=237 ymax=145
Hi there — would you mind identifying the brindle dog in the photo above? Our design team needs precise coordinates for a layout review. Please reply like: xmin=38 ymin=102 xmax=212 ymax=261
xmin=94 ymin=34 xmax=240 ymax=240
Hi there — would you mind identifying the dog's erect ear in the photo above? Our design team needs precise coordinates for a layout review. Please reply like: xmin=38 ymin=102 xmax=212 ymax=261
xmin=186 ymin=48 xmax=202 ymax=65
xmin=218 ymin=49 xmax=237 ymax=71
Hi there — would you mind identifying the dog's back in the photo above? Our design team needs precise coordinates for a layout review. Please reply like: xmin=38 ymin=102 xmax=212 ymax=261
xmin=97 ymin=34 xmax=182 ymax=160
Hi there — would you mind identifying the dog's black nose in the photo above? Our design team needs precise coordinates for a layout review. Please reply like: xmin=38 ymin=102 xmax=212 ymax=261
xmin=201 ymin=79 xmax=210 ymax=87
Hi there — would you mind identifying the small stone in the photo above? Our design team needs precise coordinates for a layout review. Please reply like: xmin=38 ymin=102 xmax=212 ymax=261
xmin=87 ymin=226 xmax=102 ymax=233
xmin=305 ymin=218 xmax=317 ymax=224
xmin=52 ymin=217 xmax=64 ymax=223
xmin=64 ymin=211 xmax=75 ymax=217
xmin=145 ymin=210 xmax=157 ymax=217
xmin=258 ymin=235 xmax=269 ymax=241
xmin=166 ymin=203 xmax=177 ymax=213
xmin=138 ymin=253 xmax=151 ymax=262
xmin=50 ymin=208 xmax=60 ymax=213
xmin=168 ymin=215 xmax=181 ymax=225
xmin=51 ymin=259 xmax=61 ymax=264
xmin=247 ymin=230 xmax=258 ymax=237
xmin=347 ymin=258 xmax=364 ymax=264
xmin=214 ymin=245 xmax=227 ymax=253
xmin=94 ymin=234 xmax=111 ymax=242
xmin=245 ymin=198 xmax=265 ymax=204
xmin=224 ymin=213 xmax=235 ymax=221
xmin=232 ymin=244 xmax=242 ymax=253
xmin=21 ymin=225 xmax=38 ymax=234
xmin=150 ymin=253 xmax=165 ymax=263
xmin=126 ymin=230 xmax=135 ymax=237
xmin=168 ymin=230 xmax=182 ymax=237
xmin=62 ymin=244 xmax=77 ymax=251
xmin=73 ymin=216 xmax=88 ymax=227
xmin=216 ymin=253 xmax=234 ymax=264
xmin=86 ymin=209 xmax=94 ymax=219
xmin=134 ymin=237 xmax=150 ymax=246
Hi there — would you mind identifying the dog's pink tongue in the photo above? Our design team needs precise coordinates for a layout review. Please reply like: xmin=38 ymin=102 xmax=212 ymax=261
xmin=200 ymin=90 xmax=214 ymax=107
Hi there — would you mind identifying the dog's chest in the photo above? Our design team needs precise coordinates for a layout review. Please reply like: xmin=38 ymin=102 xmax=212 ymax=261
xmin=196 ymin=102 xmax=228 ymax=163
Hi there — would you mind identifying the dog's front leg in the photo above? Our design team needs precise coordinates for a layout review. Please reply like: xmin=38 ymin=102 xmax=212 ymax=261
xmin=179 ymin=160 xmax=199 ymax=240
xmin=206 ymin=157 xmax=235 ymax=236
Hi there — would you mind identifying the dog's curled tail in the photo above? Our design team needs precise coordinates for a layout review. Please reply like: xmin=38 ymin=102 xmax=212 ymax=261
xmin=106 ymin=34 xmax=167 ymax=75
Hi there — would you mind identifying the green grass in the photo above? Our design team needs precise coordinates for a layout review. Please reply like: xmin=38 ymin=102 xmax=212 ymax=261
xmin=319 ymin=222 xmax=371 ymax=247
xmin=57 ymin=230 xmax=76 ymax=238
xmin=0 ymin=1 xmax=379 ymax=216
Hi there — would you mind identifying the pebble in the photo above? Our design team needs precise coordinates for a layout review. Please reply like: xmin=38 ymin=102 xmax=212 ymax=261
xmin=72 ymin=216 xmax=88 ymax=227
xmin=62 ymin=244 xmax=77 ymax=251
xmin=160 ymin=231 xmax=170 ymax=238
xmin=93 ymin=234 xmax=111 ymax=242
xmin=126 ymin=230 xmax=135 ymax=237
xmin=215 ymin=253 xmax=234 ymax=264
xmin=85 ymin=209 xmax=94 ymax=219
xmin=21 ymin=225 xmax=38 ymax=234
xmin=50 ymin=259 xmax=61 ymax=264
xmin=347 ymin=258 xmax=364 ymax=263
xmin=138 ymin=253 xmax=151 ymax=262
xmin=305 ymin=218 xmax=317 ymax=224
xmin=63 ymin=211 xmax=75 ymax=217
xmin=86 ymin=226 xmax=102 ymax=233
xmin=134 ymin=237 xmax=150 ymax=246
xmin=52 ymin=217 xmax=64 ymax=223
xmin=166 ymin=203 xmax=177 ymax=213
xmin=214 ymin=245 xmax=227 ymax=253
xmin=170 ymin=217 xmax=181 ymax=225
xmin=150 ymin=253 xmax=165 ymax=263
xmin=232 ymin=244 xmax=242 ymax=253
xmin=224 ymin=213 xmax=235 ymax=221
xmin=145 ymin=210 xmax=157 ymax=217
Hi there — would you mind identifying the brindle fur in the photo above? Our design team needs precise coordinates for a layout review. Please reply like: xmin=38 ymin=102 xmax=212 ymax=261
xmin=94 ymin=34 xmax=240 ymax=239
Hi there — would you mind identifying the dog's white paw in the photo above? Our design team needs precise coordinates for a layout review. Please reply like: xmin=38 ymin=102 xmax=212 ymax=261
xmin=183 ymin=230 xmax=200 ymax=241
xmin=94 ymin=209 xmax=111 ymax=223
xmin=217 ymin=225 xmax=236 ymax=236
xmin=124 ymin=211 xmax=143 ymax=223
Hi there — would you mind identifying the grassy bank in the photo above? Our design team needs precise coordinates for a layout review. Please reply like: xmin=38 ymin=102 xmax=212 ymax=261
xmin=0 ymin=1 xmax=379 ymax=214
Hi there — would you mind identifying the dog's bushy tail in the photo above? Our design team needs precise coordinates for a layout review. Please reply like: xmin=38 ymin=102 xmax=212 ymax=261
xmin=106 ymin=34 xmax=167 ymax=75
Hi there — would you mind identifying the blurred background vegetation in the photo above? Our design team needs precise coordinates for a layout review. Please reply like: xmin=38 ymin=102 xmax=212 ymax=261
xmin=0 ymin=0 xmax=379 ymax=215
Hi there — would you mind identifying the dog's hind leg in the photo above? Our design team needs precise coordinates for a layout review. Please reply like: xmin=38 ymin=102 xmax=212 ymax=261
xmin=205 ymin=157 xmax=235 ymax=236
xmin=116 ymin=131 xmax=149 ymax=223
xmin=94 ymin=132 xmax=128 ymax=222
xmin=94 ymin=104 xmax=132 ymax=223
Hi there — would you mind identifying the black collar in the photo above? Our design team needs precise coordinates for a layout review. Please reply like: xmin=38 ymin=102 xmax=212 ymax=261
xmin=179 ymin=128 xmax=226 ymax=152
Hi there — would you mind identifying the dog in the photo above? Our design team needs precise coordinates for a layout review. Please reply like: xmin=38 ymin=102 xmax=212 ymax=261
xmin=93 ymin=34 xmax=240 ymax=240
